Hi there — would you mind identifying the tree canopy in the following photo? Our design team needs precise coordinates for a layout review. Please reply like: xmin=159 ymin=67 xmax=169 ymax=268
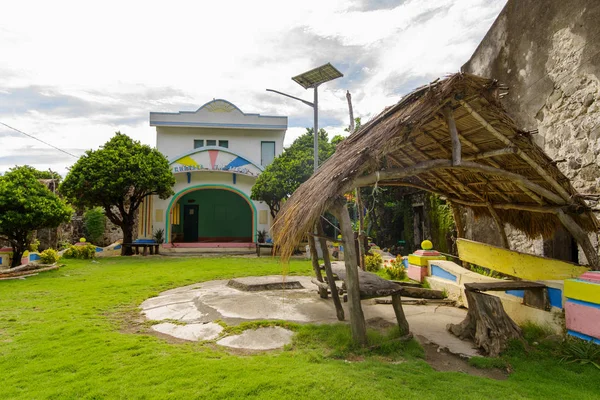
xmin=60 ymin=133 xmax=175 ymax=254
xmin=251 ymin=129 xmax=342 ymax=218
xmin=0 ymin=166 xmax=73 ymax=267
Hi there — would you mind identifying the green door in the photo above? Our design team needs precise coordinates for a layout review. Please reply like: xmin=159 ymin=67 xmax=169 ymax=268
xmin=183 ymin=205 xmax=199 ymax=242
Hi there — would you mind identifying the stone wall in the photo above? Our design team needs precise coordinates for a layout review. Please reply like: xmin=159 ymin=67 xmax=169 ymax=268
xmin=461 ymin=0 xmax=600 ymax=264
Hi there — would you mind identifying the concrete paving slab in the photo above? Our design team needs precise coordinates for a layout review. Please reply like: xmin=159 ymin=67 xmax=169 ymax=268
xmin=227 ymin=276 xmax=304 ymax=291
xmin=141 ymin=275 xmax=478 ymax=355
xmin=152 ymin=322 xmax=223 ymax=341
xmin=216 ymin=327 xmax=294 ymax=350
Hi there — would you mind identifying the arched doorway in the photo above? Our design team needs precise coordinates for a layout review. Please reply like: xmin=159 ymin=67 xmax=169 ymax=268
xmin=168 ymin=186 xmax=255 ymax=243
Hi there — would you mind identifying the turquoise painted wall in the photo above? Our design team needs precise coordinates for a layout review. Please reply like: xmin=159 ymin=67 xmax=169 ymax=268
xmin=178 ymin=189 xmax=252 ymax=239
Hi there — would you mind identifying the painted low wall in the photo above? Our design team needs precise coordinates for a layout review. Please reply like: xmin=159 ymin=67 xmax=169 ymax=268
xmin=426 ymin=259 xmax=565 ymax=334
xmin=564 ymin=275 xmax=600 ymax=344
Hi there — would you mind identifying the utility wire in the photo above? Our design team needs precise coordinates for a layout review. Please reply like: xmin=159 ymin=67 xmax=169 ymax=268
xmin=0 ymin=121 xmax=79 ymax=158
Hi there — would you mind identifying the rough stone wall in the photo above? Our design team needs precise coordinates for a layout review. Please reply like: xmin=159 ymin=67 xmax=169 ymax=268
xmin=462 ymin=0 xmax=600 ymax=263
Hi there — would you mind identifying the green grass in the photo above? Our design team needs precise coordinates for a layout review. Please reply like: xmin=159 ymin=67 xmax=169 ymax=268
xmin=0 ymin=256 xmax=599 ymax=399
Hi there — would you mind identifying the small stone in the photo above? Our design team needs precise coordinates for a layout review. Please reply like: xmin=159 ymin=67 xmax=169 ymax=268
xmin=583 ymin=93 xmax=595 ymax=109
xmin=568 ymin=159 xmax=581 ymax=170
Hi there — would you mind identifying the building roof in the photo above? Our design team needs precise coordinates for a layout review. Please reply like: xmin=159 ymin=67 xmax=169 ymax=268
xmin=272 ymin=73 xmax=599 ymax=261
xmin=149 ymin=99 xmax=287 ymax=130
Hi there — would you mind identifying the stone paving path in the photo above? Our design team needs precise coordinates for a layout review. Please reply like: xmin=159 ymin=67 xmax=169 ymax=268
xmin=140 ymin=275 xmax=478 ymax=356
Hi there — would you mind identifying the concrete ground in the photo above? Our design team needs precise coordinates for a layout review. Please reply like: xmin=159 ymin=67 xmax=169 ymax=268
xmin=140 ymin=275 xmax=478 ymax=356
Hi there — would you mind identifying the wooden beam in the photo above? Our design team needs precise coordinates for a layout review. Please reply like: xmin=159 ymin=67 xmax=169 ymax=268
xmin=350 ymin=160 xmax=565 ymax=205
xmin=359 ymin=181 xmax=563 ymax=214
xmin=463 ymin=147 xmax=518 ymax=162
xmin=487 ymin=203 xmax=510 ymax=249
xmin=460 ymin=100 xmax=573 ymax=203
xmin=557 ymin=210 xmax=599 ymax=269
xmin=442 ymin=106 xmax=462 ymax=165
xmin=331 ymin=199 xmax=368 ymax=345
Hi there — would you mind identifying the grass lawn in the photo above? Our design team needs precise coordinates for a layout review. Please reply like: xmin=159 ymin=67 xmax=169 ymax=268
xmin=0 ymin=256 xmax=598 ymax=399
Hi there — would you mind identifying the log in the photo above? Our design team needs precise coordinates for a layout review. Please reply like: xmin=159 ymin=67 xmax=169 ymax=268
xmin=0 ymin=265 xmax=59 ymax=278
xmin=464 ymin=281 xmax=546 ymax=292
xmin=447 ymin=290 xmax=523 ymax=357
xmin=392 ymin=293 xmax=410 ymax=336
xmin=317 ymin=222 xmax=345 ymax=321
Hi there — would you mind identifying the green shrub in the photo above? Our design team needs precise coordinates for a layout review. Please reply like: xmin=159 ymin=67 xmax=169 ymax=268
xmin=78 ymin=244 xmax=97 ymax=259
xmin=365 ymin=253 xmax=383 ymax=272
xmin=153 ymin=228 xmax=165 ymax=244
xmin=383 ymin=256 xmax=407 ymax=280
xmin=62 ymin=244 xmax=97 ymax=259
xmin=39 ymin=249 xmax=60 ymax=264
xmin=561 ymin=337 xmax=600 ymax=369
xmin=84 ymin=207 xmax=105 ymax=244
xmin=28 ymin=239 xmax=40 ymax=252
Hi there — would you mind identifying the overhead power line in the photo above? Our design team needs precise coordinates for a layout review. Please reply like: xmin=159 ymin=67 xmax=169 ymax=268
xmin=0 ymin=121 xmax=79 ymax=159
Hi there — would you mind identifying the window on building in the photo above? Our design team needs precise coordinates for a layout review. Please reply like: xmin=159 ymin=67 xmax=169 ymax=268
xmin=261 ymin=141 xmax=275 ymax=166
xmin=219 ymin=140 xmax=229 ymax=148
xmin=194 ymin=139 xmax=204 ymax=149
xmin=207 ymin=139 xmax=217 ymax=146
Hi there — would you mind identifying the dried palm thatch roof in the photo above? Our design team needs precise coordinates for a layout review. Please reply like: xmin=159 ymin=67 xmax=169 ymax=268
xmin=272 ymin=73 xmax=599 ymax=263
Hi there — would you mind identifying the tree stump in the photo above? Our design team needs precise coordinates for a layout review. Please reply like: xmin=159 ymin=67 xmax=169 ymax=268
xmin=447 ymin=290 xmax=523 ymax=357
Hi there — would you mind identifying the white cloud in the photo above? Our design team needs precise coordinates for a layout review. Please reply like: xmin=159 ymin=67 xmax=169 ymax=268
xmin=0 ymin=0 xmax=507 ymax=173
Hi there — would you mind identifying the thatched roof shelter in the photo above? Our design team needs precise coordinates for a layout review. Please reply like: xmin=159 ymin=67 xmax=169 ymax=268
xmin=273 ymin=73 xmax=599 ymax=267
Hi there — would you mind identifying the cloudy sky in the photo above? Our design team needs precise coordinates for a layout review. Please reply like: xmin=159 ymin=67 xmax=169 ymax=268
xmin=1 ymin=0 xmax=507 ymax=175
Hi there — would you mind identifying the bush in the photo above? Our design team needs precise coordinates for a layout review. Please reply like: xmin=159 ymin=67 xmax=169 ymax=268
xmin=29 ymin=239 xmax=40 ymax=252
xmin=383 ymin=256 xmax=407 ymax=280
xmin=365 ymin=253 xmax=383 ymax=272
xmin=153 ymin=228 xmax=165 ymax=244
xmin=39 ymin=249 xmax=60 ymax=264
xmin=84 ymin=207 xmax=105 ymax=244
xmin=62 ymin=244 xmax=97 ymax=259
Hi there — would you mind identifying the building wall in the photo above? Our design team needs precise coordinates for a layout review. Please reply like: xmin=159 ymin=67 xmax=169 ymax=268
xmin=461 ymin=0 xmax=600 ymax=263
xmin=157 ymin=126 xmax=285 ymax=164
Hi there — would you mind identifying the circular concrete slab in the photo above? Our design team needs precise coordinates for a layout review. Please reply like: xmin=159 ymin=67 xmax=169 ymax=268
xmin=152 ymin=322 xmax=223 ymax=341
xmin=216 ymin=327 xmax=294 ymax=350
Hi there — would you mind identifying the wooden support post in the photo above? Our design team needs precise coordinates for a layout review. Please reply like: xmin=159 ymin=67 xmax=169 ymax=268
xmin=449 ymin=201 xmax=466 ymax=267
xmin=391 ymin=292 xmax=410 ymax=336
xmin=332 ymin=199 xmax=368 ymax=346
xmin=308 ymin=234 xmax=328 ymax=298
xmin=487 ymin=203 xmax=509 ymax=249
xmin=317 ymin=222 xmax=345 ymax=321
xmin=557 ymin=210 xmax=600 ymax=269
xmin=356 ymin=189 xmax=366 ymax=271
xmin=442 ymin=106 xmax=461 ymax=166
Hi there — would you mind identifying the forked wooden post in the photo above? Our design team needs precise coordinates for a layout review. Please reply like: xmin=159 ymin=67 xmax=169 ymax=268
xmin=391 ymin=292 xmax=410 ymax=336
xmin=307 ymin=234 xmax=328 ymax=298
xmin=316 ymin=222 xmax=345 ymax=321
xmin=332 ymin=199 xmax=367 ymax=346
xmin=487 ymin=203 xmax=509 ymax=249
xmin=557 ymin=210 xmax=600 ymax=269
xmin=356 ymin=188 xmax=366 ymax=271
xmin=442 ymin=106 xmax=461 ymax=166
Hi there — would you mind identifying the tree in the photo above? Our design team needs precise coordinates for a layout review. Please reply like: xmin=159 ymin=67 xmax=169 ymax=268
xmin=0 ymin=166 xmax=73 ymax=267
xmin=60 ymin=133 xmax=175 ymax=255
xmin=251 ymin=129 xmax=339 ymax=218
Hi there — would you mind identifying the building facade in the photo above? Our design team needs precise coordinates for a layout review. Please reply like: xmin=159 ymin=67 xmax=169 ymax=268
xmin=142 ymin=99 xmax=287 ymax=249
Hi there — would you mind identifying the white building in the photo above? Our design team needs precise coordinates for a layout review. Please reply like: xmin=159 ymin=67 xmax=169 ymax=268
xmin=142 ymin=99 xmax=286 ymax=250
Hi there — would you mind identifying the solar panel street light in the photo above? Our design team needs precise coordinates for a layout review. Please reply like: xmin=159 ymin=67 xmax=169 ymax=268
xmin=267 ymin=63 xmax=343 ymax=172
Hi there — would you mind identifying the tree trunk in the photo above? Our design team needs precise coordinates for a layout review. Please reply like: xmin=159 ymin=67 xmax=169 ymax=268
xmin=121 ymin=221 xmax=134 ymax=256
xmin=10 ymin=242 xmax=26 ymax=268
xmin=308 ymin=234 xmax=328 ymax=298
xmin=333 ymin=199 xmax=367 ymax=346
xmin=391 ymin=293 xmax=410 ymax=336
xmin=447 ymin=290 xmax=523 ymax=357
